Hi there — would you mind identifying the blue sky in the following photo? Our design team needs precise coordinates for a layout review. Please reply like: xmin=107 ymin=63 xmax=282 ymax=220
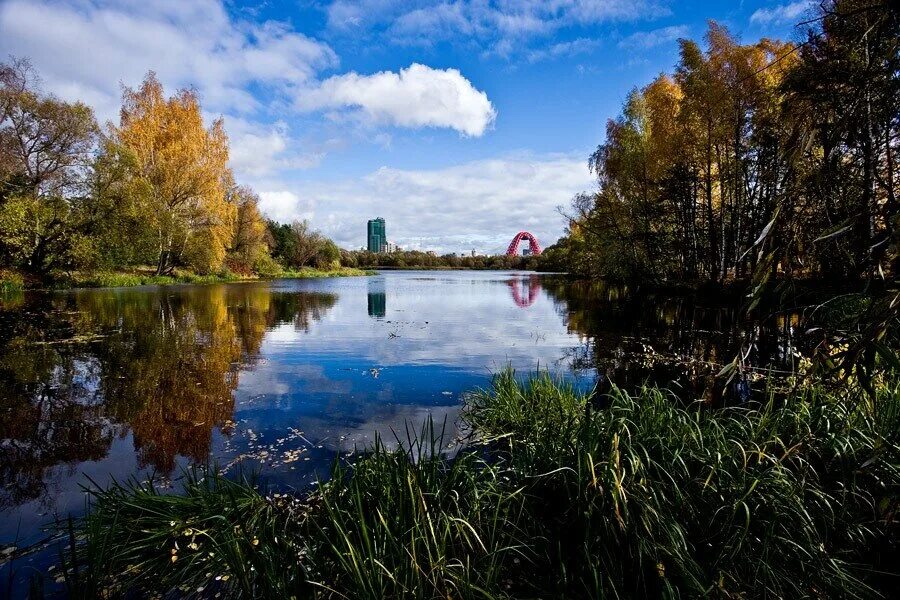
xmin=0 ymin=0 xmax=813 ymax=253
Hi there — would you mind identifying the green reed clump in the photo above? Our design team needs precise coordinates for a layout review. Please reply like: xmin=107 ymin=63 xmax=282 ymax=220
xmin=68 ymin=372 xmax=898 ymax=598
xmin=466 ymin=371 xmax=900 ymax=598
xmin=66 ymin=470 xmax=310 ymax=599
xmin=0 ymin=270 xmax=25 ymax=293
xmin=305 ymin=421 xmax=528 ymax=599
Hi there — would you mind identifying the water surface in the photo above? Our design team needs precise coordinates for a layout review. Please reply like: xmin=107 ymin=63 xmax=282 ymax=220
xmin=0 ymin=270 xmax=807 ymax=593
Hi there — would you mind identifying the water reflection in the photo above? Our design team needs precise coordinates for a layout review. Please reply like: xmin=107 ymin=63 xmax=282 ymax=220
xmin=542 ymin=278 xmax=806 ymax=402
xmin=1 ymin=271 xmax=813 ymax=595
xmin=0 ymin=285 xmax=337 ymax=507
xmin=508 ymin=275 xmax=541 ymax=308
xmin=367 ymin=277 xmax=386 ymax=318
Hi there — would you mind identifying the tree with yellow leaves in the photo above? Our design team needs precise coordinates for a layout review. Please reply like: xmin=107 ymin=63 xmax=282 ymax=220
xmin=113 ymin=72 xmax=234 ymax=275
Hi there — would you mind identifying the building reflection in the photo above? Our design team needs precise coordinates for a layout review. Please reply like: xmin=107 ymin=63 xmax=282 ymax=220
xmin=0 ymin=285 xmax=336 ymax=508
xmin=367 ymin=277 xmax=386 ymax=318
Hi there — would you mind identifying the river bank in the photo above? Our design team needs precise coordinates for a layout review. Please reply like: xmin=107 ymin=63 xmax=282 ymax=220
xmin=0 ymin=267 xmax=374 ymax=292
xmin=40 ymin=369 xmax=899 ymax=598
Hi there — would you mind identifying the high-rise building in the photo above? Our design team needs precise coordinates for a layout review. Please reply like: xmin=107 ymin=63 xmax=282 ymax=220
xmin=367 ymin=218 xmax=386 ymax=253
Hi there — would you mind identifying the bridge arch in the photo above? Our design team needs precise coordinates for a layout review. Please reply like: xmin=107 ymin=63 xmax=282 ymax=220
xmin=506 ymin=231 xmax=542 ymax=256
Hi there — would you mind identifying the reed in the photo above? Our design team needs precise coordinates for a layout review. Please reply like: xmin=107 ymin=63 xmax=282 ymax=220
xmin=66 ymin=371 xmax=899 ymax=598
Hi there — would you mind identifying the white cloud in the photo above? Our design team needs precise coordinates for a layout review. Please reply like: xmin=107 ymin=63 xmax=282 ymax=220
xmin=0 ymin=0 xmax=501 ymax=186
xmin=0 ymin=0 xmax=337 ymax=122
xmin=225 ymin=117 xmax=325 ymax=177
xmin=618 ymin=25 xmax=689 ymax=49
xmin=258 ymin=191 xmax=315 ymax=224
xmin=327 ymin=0 xmax=671 ymax=56
xmin=296 ymin=64 xmax=497 ymax=137
xmin=750 ymin=1 xmax=814 ymax=25
xmin=260 ymin=155 xmax=594 ymax=253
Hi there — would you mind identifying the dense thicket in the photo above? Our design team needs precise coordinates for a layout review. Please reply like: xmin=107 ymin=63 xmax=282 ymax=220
xmin=0 ymin=65 xmax=339 ymax=283
xmin=549 ymin=0 xmax=898 ymax=284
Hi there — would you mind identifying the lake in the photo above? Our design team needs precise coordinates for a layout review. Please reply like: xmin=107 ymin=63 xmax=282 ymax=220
xmin=0 ymin=270 xmax=806 ymax=594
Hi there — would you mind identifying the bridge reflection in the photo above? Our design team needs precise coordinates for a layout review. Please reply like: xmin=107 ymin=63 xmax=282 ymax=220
xmin=508 ymin=275 xmax=541 ymax=308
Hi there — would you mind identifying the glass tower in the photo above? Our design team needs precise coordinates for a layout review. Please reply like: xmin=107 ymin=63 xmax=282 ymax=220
xmin=367 ymin=218 xmax=386 ymax=253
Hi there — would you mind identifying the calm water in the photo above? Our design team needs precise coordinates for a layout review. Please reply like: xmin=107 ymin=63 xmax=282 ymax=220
xmin=0 ymin=271 xmax=806 ymax=594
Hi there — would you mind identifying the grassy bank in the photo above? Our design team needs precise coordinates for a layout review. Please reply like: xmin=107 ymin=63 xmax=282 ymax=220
xmin=60 ymin=371 xmax=899 ymax=598
xmin=276 ymin=267 xmax=375 ymax=279
xmin=9 ymin=267 xmax=374 ymax=290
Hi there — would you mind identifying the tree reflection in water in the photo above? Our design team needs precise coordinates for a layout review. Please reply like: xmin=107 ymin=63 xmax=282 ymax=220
xmin=542 ymin=278 xmax=806 ymax=403
xmin=0 ymin=285 xmax=336 ymax=508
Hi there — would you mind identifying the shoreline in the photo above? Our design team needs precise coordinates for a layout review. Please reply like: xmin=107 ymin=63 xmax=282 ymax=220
xmin=0 ymin=267 xmax=375 ymax=292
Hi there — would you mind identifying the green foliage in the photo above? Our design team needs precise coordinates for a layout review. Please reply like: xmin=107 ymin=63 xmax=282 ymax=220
xmin=251 ymin=252 xmax=283 ymax=278
xmin=66 ymin=470 xmax=309 ymax=599
xmin=313 ymin=239 xmax=341 ymax=270
xmin=275 ymin=267 xmax=373 ymax=279
xmin=467 ymin=371 xmax=900 ymax=597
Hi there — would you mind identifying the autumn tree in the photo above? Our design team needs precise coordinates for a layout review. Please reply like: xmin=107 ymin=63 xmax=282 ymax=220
xmin=783 ymin=0 xmax=899 ymax=277
xmin=0 ymin=57 xmax=104 ymax=275
xmin=226 ymin=185 xmax=270 ymax=274
xmin=267 ymin=219 xmax=326 ymax=269
xmin=113 ymin=72 xmax=233 ymax=275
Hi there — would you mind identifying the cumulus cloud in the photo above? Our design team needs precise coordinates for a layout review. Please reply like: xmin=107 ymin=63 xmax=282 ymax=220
xmin=259 ymin=155 xmax=594 ymax=253
xmin=258 ymin=190 xmax=316 ymax=224
xmin=296 ymin=64 xmax=496 ymax=137
xmin=327 ymin=0 xmax=671 ymax=56
xmin=750 ymin=1 xmax=814 ymax=25
xmin=0 ymin=0 xmax=500 ymax=185
xmin=618 ymin=25 xmax=689 ymax=49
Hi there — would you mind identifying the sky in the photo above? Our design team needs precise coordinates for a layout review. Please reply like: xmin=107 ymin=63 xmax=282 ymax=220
xmin=0 ymin=0 xmax=814 ymax=254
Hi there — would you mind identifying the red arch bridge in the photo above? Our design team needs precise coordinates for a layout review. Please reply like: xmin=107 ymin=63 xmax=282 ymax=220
xmin=506 ymin=231 xmax=542 ymax=256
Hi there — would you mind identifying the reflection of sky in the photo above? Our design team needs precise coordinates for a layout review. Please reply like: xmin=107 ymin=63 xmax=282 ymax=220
xmin=263 ymin=271 xmax=585 ymax=370
xmin=217 ymin=271 xmax=594 ymax=490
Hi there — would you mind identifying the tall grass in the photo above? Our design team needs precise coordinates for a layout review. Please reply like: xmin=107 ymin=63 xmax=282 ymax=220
xmin=71 ymin=269 xmax=244 ymax=289
xmin=467 ymin=371 xmax=900 ymax=597
xmin=274 ymin=267 xmax=375 ymax=279
xmin=64 ymin=470 xmax=309 ymax=599
xmin=64 ymin=372 xmax=899 ymax=598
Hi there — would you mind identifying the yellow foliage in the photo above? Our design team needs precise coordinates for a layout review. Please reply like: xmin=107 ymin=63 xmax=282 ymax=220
xmin=113 ymin=72 xmax=234 ymax=275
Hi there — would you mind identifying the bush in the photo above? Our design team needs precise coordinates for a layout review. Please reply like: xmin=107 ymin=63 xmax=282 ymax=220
xmin=251 ymin=253 xmax=282 ymax=278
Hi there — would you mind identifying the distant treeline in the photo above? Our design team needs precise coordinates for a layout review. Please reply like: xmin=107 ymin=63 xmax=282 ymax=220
xmin=341 ymin=249 xmax=538 ymax=270
xmin=546 ymin=0 xmax=898 ymax=284
xmin=0 ymin=64 xmax=342 ymax=284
